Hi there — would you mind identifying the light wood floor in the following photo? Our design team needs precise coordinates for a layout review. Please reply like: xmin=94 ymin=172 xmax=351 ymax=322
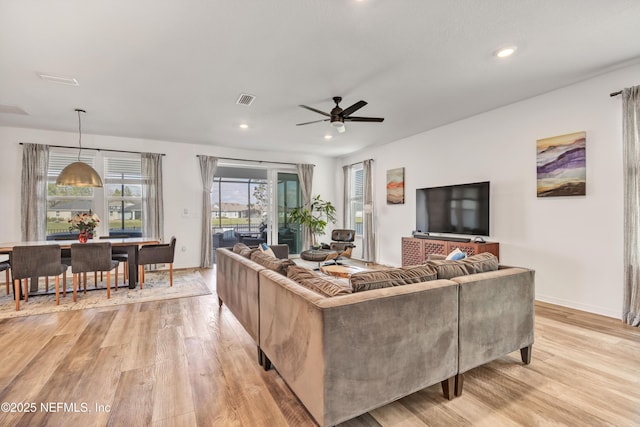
xmin=0 ymin=268 xmax=639 ymax=426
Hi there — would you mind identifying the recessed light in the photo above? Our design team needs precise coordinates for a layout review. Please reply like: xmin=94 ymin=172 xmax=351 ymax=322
xmin=239 ymin=124 xmax=249 ymax=129
xmin=495 ymin=46 xmax=516 ymax=58
xmin=324 ymin=135 xmax=333 ymax=140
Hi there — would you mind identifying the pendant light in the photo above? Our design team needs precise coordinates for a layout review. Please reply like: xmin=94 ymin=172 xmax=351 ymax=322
xmin=56 ymin=108 xmax=103 ymax=187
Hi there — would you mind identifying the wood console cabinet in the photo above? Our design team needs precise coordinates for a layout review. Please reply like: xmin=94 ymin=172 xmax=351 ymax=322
xmin=401 ymin=237 xmax=499 ymax=267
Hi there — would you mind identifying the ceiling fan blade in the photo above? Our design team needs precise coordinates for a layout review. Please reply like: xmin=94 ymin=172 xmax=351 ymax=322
xmin=340 ymin=100 xmax=367 ymax=117
xmin=344 ymin=116 xmax=384 ymax=122
xmin=296 ymin=118 xmax=329 ymax=126
xmin=299 ymin=105 xmax=330 ymax=117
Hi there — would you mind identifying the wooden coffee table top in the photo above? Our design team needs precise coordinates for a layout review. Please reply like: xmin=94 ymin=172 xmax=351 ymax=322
xmin=319 ymin=264 xmax=371 ymax=279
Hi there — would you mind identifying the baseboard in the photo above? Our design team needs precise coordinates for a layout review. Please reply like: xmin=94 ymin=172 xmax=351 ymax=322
xmin=535 ymin=294 xmax=620 ymax=320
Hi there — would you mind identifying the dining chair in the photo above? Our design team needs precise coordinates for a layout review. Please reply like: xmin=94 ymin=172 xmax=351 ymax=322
xmin=138 ymin=236 xmax=177 ymax=289
xmin=70 ymin=242 xmax=119 ymax=301
xmin=1 ymin=261 xmax=11 ymax=295
xmin=99 ymin=236 xmax=129 ymax=285
xmin=10 ymin=245 xmax=67 ymax=310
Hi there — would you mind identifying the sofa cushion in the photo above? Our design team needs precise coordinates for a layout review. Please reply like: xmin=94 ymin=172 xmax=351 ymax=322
xmin=428 ymin=252 xmax=499 ymax=279
xmin=250 ymin=250 xmax=296 ymax=275
xmin=287 ymin=266 xmax=352 ymax=297
xmin=232 ymin=242 xmax=258 ymax=258
xmin=349 ymin=265 xmax=437 ymax=292
xmin=460 ymin=252 xmax=499 ymax=274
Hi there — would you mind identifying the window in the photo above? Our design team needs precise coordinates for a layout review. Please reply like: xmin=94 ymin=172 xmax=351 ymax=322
xmin=104 ymin=156 xmax=143 ymax=236
xmin=46 ymin=149 xmax=144 ymax=237
xmin=346 ymin=163 xmax=364 ymax=237
xmin=211 ymin=177 xmax=268 ymax=234
xmin=46 ymin=149 xmax=97 ymax=236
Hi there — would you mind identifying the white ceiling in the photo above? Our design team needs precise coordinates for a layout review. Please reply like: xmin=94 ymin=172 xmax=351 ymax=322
xmin=1 ymin=0 xmax=640 ymax=157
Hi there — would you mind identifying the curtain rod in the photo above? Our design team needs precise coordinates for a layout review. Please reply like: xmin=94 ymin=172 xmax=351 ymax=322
xmin=343 ymin=158 xmax=374 ymax=168
xmin=19 ymin=143 xmax=165 ymax=156
xmin=196 ymin=155 xmax=314 ymax=167
xmin=610 ymin=90 xmax=622 ymax=97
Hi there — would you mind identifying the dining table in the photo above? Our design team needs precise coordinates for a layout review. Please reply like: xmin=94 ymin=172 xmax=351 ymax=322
xmin=0 ymin=237 xmax=160 ymax=293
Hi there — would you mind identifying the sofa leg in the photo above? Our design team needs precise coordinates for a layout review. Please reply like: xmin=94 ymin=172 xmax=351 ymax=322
xmin=455 ymin=373 xmax=464 ymax=397
xmin=218 ymin=296 xmax=223 ymax=307
xmin=263 ymin=355 xmax=272 ymax=371
xmin=441 ymin=377 xmax=455 ymax=400
xmin=520 ymin=345 xmax=532 ymax=365
xmin=257 ymin=347 xmax=263 ymax=366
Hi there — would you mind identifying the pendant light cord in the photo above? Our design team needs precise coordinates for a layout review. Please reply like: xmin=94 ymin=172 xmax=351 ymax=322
xmin=75 ymin=108 xmax=86 ymax=161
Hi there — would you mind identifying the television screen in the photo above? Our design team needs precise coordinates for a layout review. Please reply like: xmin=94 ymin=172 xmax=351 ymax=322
xmin=416 ymin=181 xmax=490 ymax=236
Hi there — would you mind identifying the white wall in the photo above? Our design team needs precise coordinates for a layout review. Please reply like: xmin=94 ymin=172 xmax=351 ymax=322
xmin=340 ymin=63 xmax=640 ymax=319
xmin=0 ymin=127 xmax=337 ymax=268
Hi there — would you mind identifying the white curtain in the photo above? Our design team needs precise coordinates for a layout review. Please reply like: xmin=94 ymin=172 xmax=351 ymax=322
xmin=141 ymin=153 xmax=164 ymax=240
xmin=297 ymin=163 xmax=314 ymax=250
xmin=362 ymin=159 xmax=376 ymax=262
xmin=21 ymin=143 xmax=49 ymax=241
xmin=623 ymin=85 xmax=640 ymax=326
xmin=199 ymin=156 xmax=218 ymax=268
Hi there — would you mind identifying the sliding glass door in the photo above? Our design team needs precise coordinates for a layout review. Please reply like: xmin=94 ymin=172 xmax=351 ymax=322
xmin=210 ymin=165 xmax=303 ymax=260
xmin=276 ymin=172 xmax=302 ymax=254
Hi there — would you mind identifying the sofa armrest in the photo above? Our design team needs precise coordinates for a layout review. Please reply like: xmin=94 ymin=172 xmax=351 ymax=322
xmin=216 ymin=247 xmax=265 ymax=343
xmin=259 ymin=270 xmax=458 ymax=427
xmin=453 ymin=267 xmax=535 ymax=373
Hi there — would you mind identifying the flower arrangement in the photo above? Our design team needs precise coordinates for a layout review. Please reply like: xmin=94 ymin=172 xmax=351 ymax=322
xmin=68 ymin=212 xmax=100 ymax=234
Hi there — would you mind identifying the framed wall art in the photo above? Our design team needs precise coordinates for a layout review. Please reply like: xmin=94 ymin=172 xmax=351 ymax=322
xmin=386 ymin=167 xmax=405 ymax=204
xmin=536 ymin=131 xmax=586 ymax=197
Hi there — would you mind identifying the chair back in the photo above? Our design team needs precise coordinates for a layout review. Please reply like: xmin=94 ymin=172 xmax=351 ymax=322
xmin=139 ymin=236 xmax=177 ymax=265
xmin=11 ymin=245 xmax=64 ymax=280
xmin=331 ymin=229 xmax=355 ymax=243
xmin=70 ymin=242 xmax=114 ymax=273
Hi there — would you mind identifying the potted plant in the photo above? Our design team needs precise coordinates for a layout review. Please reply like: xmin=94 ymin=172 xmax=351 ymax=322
xmin=289 ymin=195 xmax=337 ymax=249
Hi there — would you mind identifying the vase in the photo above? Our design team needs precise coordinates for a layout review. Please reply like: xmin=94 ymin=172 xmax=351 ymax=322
xmin=78 ymin=231 xmax=89 ymax=243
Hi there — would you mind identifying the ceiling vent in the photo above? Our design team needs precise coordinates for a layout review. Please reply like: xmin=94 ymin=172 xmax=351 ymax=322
xmin=0 ymin=104 xmax=28 ymax=115
xmin=37 ymin=72 xmax=79 ymax=86
xmin=236 ymin=93 xmax=256 ymax=106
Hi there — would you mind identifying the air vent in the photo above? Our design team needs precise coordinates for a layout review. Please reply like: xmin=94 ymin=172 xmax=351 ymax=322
xmin=37 ymin=73 xmax=79 ymax=86
xmin=0 ymin=104 xmax=28 ymax=115
xmin=236 ymin=93 xmax=256 ymax=106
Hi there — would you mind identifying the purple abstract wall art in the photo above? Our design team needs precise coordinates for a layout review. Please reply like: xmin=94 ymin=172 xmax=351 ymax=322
xmin=536 ymin=131 xmax=586 ymax=197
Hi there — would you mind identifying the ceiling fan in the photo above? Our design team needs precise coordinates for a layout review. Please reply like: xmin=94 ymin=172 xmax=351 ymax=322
xmin=296 ymin=96 xmax=384 ymax=133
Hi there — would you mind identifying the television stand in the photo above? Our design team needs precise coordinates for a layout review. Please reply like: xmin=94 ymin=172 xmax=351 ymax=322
xmin=401 ymin=237 xmax=499 ymax=267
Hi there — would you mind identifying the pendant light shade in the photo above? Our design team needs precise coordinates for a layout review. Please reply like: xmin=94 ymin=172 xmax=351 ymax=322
xmin=56 ymin=161 xmax=103 ymax=187
xmin=55 ymin=109 xmax=103 ymax=187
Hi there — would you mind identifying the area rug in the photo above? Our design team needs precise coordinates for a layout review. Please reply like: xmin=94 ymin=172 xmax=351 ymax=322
xmin=0 ymin=269 xmax=212 ymax=320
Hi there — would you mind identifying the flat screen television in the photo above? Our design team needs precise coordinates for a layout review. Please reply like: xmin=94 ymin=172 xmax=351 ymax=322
xmin=416 ymin=181 xmax=490 ymax=236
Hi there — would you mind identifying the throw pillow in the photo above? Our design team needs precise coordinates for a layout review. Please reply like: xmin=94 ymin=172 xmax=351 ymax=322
xmin=259 ymin=242 xmax=276 ymax=258
xmin=350 ymin=265 xmax=437 ymax=292
xmin=287 ymin=266 xmax=352 ymax=297
xmin=446 ymin=248 xmax=466 ymax=261
xmin=250 ymin=250 xmax=296 ymax=275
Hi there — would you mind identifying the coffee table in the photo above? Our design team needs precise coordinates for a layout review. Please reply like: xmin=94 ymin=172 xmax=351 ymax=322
xmin=319 ymin=264 xmax=371 ymax=279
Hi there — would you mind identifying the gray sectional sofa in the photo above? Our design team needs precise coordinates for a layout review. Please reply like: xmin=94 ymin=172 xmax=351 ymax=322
xmin=216 ymin=245 xmax=535 ymax=427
